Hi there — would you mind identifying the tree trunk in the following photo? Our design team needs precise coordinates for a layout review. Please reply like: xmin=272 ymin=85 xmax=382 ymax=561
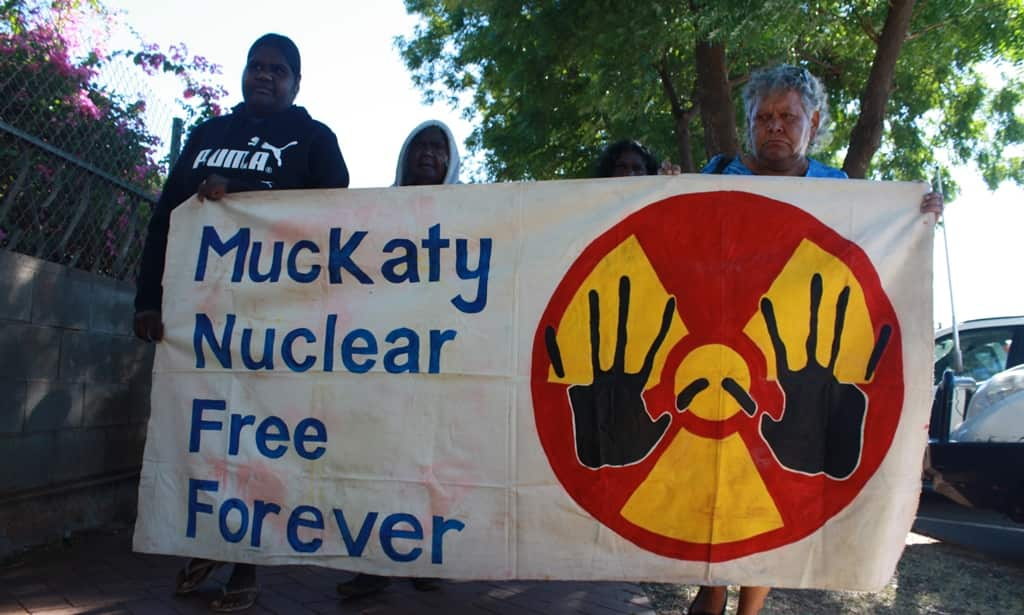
xmin=843 ymin=0 xmax=916 ymax=178
xmin=674 ymin=115 xmax=695 ymax=172
xmin=695 ymin=39 xmax=739 ymax=162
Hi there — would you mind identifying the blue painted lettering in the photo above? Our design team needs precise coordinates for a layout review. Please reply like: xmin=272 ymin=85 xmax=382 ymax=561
xmin=195 ymin=226 xmax=249 ymax=282
xmin=186 ymin=479 xmax=217 ymax=538
xmin=189 ymin=398 xmax=225 ymax=452
xmin=380 ymin=513 xmax=423 ymax=562
xmin=452 ymin=237 xmax=492 ymax=313
xmin=287 ymin=505 xmax=324 ymax=553
xmin=328 ymin=228 xmax=372 ymax=284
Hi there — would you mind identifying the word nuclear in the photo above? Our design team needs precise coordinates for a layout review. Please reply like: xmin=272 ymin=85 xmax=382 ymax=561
xmin=194 ymin=223 xmax=492 ymax=314
xmin=194 ymin=313 xmax=457 ymax=374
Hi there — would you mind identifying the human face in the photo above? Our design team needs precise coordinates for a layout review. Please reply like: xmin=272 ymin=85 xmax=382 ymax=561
xmin=242 ymin=46 xmax=299 ymax=115
xmin=611 ymin=150 xmax=650 ymax=177
xmin=749 ymin=89 xmax=819 ymax=174
xmin=404 ymin=126 xmax=449 ymax=185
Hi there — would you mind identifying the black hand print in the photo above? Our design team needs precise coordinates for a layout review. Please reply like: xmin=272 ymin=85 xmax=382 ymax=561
xmin=545 ymin=276 xmax=676 ymax=468
xmin=759 ymin=273 xmax=892 ymax=480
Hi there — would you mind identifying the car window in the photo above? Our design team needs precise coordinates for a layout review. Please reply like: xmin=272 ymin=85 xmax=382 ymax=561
xmin=934 ymin=338 xmax=953 ymax=362
xmin=934 ymin=328 xmax=1014 ymax=384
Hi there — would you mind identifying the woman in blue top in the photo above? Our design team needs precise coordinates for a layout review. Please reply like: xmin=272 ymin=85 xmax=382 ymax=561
xmin=690 ymin=64 xmax=941 ymax=615
xmin=703 ymin=63 xmax=846 ymax=180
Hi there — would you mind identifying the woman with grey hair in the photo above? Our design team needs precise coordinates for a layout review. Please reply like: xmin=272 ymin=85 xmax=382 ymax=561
xmin=690 ymin=64 xmax=942 ymax=615
xmin=703 ymin=63 xmax=845 ymax=178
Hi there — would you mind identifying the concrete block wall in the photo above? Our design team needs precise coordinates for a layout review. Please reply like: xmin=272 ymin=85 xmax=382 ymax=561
xmin=0 ymin=249 xmax=153 ymax=558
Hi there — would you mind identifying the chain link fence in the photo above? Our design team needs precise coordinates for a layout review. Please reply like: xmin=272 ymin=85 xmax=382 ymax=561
xmin=0 ymin=9 xmax=196 ymax=281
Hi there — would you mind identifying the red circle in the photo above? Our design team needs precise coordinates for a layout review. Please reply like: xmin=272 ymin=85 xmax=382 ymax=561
xmin=531 ymin=191 xmax=904 ymax=561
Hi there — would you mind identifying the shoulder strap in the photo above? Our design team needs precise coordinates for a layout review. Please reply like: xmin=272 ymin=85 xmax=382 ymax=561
xmin=711 ymin=155 xmax=733 ymax=174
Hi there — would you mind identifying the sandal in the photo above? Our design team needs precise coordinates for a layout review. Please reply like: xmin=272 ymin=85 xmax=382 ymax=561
xmin=174 ymin=559 xmax=222 ymax=595
xmin=210 ymin=585 xmax=259 ymax=612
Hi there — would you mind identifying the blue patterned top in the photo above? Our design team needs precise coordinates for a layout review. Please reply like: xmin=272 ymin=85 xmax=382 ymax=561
xmin=701 ymin=155 xmax=848 ymax=179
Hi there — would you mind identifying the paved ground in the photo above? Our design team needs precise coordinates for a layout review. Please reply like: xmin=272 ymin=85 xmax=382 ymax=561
xmin=0 ymin=528 xmax=657 ymax=614
xmin=5 ymin=495 xmax=1024 ymax=614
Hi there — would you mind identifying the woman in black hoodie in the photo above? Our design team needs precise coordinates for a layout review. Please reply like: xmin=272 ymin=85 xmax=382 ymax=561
xmin=133 ymin=33 xmax=348 ymax=613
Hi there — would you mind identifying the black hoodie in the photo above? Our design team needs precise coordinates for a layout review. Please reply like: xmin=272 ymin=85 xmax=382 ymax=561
xmin=134 ymin=103 xmax=349 ymax=312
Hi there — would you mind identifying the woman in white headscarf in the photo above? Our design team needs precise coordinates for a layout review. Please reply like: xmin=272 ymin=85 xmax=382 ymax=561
xmin=336 ymin=119 xmax=461 ymax=601
xmin=393 ymin=119 xmax=461 ymax=186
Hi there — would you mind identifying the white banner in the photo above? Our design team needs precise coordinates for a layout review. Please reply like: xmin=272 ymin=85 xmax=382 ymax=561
xmin=134 ymin=175 xmax=933 ymax=590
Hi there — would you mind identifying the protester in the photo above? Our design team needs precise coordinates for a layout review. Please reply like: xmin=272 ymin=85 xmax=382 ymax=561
xmin=393 ymin=119 xmax=462 ymax=186
xmin=334 ymin=119 xmax=461 ymax=601
xmin=689 ymin=63 xmax=942 ymax=615
xmin=132 ymin=33 xmax=349 ymax=613
xmin=595 ymin=138 xmax=683 ymax=177
xmin=596 ymin=139 xmax=660 ymax=177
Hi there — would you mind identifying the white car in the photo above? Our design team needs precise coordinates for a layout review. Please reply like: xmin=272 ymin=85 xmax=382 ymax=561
xmin=928 ymin=316 xmax=1024 ymax=521
xmin=950 ymin=364 xmax=1024 ymax=443
xmin=933 ymin=316 xmax=1024 ymax=441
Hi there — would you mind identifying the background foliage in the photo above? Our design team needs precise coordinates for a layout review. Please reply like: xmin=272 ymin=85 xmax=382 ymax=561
xmin=0 ymin=0 xmax=224 ymax=278
xmin=399 ymin=0 xmax=1024 ymax=191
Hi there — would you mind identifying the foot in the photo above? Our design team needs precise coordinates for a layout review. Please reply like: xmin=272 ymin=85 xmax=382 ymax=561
xmin=210 ymin=564 xmax=258 ymax=612
xmin=174 ymin=559 xmax=221 ymax=595
xmin=336 ymin=573 xmax=391 ymax=599
xmin=688 ymin=585 xmax=727 ymax=615
xmin=210 ymin=586 xmax=258 ymax=612
xmin=410 ymin=577 xmax=441 ymax=591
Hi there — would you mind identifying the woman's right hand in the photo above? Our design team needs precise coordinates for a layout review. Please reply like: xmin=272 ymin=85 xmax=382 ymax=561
xmin=921 ymin=190 xmax=944 ymax=221
xmin=197 ymin=174 xmax=229 ymax=202
xmin=658 ymin=160 xmax=682 ymax=175
xmin=133 ymin=310 xmax=164 ymax=342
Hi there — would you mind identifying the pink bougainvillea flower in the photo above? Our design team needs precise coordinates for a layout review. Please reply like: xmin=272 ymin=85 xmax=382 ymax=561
xmin=76 ymin=90 xmax=101 ymax=119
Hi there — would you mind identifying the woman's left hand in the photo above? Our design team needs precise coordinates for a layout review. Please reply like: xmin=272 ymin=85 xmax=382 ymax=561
xmin=921 ymin=191 xmax=944 ymax=221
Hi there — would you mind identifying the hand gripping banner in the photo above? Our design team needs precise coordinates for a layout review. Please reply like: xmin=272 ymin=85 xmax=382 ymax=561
xmin=134 ymin=176 xmax=934 ymax=589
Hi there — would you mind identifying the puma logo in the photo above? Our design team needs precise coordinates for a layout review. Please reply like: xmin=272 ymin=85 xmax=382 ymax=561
xmin=261 ymin=140 xmax=298 ymax=166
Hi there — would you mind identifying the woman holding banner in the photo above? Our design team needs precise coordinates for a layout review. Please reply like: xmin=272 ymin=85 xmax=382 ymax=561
xmin=334 ymin=118 xmax=462 ymax=601
xmin=688 ymin=63 xmax=941 ymax=615
xmin=596 ymin=139 xmax=681 ymax=177
xmin=596 ymin=139 xmax=659 ymax=177
xmin=133 ymin=33 xmax=349 ymax=612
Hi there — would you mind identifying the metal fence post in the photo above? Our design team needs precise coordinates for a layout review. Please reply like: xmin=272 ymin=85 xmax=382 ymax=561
xmin=169 ymin=117 xmax=184 ymax=169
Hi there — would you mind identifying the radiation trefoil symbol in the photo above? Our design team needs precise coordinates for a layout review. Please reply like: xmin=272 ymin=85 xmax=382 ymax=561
xmin=530 ymin=191 xmax=904 ymax=562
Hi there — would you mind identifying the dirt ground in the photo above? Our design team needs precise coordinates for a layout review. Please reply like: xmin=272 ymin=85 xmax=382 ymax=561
xmin=641 ymin=533 xmax=1024 ymax=614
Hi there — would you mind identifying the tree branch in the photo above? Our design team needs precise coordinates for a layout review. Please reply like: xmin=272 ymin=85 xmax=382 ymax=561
xmin=844 ymin=0 xmax=917 ymax=178
xmin=858 ymin=11 xmax=881 ymax=45
xmin=656 ymin=52 xmax=686 ymax=119
xmin=905 ymin=20 xmax=949 ymax=41
xmin=654 ymin=50 xmax=698 ymax=171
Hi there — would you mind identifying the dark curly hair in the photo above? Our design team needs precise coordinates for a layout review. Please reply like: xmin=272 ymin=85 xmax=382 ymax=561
xmin=595 ymin=139 xmax=659 ymax=177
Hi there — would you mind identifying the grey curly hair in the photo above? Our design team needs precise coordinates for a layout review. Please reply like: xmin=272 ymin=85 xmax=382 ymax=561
xmin=742 ymin=64 xmax=832 ymax=153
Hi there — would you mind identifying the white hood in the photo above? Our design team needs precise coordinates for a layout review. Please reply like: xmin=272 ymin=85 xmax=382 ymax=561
xmin=393 ymin=120 xmax=461 ymax=186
